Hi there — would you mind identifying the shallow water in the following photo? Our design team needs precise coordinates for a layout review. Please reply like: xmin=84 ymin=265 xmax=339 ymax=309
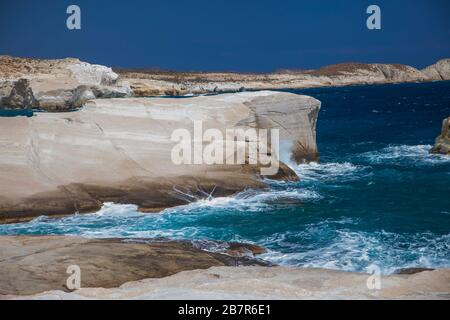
xmin=1 ymin=81 xmax=449 ymax=274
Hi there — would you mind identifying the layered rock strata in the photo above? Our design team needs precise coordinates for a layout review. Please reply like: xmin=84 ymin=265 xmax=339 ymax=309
xmin=0 ymin=91 xmax=320 ymax=223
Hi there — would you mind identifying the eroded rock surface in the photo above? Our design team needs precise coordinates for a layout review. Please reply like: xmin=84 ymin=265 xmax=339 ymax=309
xmin=116 ymin=60 xmax=447 ymax=97
xmin=0 ymin=91 xmax=320 ymax=223
xmin=422 ymin=59 xmax=450 ymax=81
xmin=0 ymin=56 xmax=132 ymax=111
xmin=0 ymin=236 xmax=269 ymax=296
xmin=430 ymin=117 xmax=450 ymax=155
xmin=7 ymin=264 xmax=450 ymax=300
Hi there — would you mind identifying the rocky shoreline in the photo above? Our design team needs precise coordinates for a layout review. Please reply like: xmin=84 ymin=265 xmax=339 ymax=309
xmin=430 ymin=117 xmax=450 ymax=155
xmin=1 ymin=236 xmax=448 ymax=300
xmin=1 ymin=56 xmax=450 ymax=111
xmin=0 ymin=236 xmax=270 ymax=296
xmin=116 ymin=59 xmax=450 ymax=97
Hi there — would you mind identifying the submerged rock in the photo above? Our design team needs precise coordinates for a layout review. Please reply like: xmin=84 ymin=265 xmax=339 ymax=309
xmin=430 ymin=117 xmax=450 ymax=155
xmin=395 ymin=267 xmax=435 ymax=275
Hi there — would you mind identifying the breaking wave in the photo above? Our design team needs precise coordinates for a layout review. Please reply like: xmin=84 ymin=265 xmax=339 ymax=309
xmin=293 ymin=161 xmax=371 ymax=182
xmin=359 ymin=144 xmax=450 ymax=165
xmin=260 ymin=228 xmax=450 ymax=274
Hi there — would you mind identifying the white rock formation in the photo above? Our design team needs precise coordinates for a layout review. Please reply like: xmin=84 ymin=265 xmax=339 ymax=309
xmin=0 ymin=56 xmax=132 ymax=110
xmin=0 ymin=91 xmax=320 ymax=222
xmin=422 ymin=59 xmax=450 ymax=80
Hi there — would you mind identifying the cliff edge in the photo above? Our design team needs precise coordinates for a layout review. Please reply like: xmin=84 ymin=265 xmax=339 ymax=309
xmin=0 ymin=91 xmax=320 ymax=223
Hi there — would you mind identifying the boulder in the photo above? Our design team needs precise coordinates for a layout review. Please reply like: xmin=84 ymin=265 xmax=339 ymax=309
xmin=0 ymin=56 xmax=132 ymax=111
xmin=430 ymin=117 xmax=450 ymax=155
xmin=0 ymin=79 xmax=38 ymax=109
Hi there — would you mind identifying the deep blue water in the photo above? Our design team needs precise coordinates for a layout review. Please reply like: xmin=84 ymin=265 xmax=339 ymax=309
xmin=0 ymin=109 xmax=33 ymax=117
xmin=1 ymin=81 xmax=449 ymax=274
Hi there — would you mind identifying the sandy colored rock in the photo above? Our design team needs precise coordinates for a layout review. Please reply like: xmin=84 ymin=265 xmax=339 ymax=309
xmin=0 ymin=56 xmax=132 ymax=110
xmin=7 ymin=265 xmax=449 ymax=300
xmin=116 ymin=60 xmax=443 ymax=97
xmin=0 ymin=236 xmax=269 ymax=296
xmin=422 ymin=59 xmax=450 ymax=80
xmin=430 ymin=117 xmax=450 ymax=155
xmin=0 ymin=91 xmax=320 ymax=223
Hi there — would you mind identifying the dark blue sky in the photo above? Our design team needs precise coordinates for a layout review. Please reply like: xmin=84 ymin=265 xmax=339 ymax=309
xmin=1 ymin=0 xmax=449 ymax=71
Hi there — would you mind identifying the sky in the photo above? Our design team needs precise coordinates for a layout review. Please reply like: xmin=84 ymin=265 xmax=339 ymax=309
xmin=0 ymin=0 xmax=449 ymax=72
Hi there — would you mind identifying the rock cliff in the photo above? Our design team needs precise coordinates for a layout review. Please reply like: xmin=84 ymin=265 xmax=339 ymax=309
xmin=0 ymin=56 xmax=132 ymax=111
xmin=430 ymin=117 xmax=450 ymax=155
xmin=422 ymin=59 xmax=450 ymax=80
xmin=116 ymin=60 xmax=447 ymax=97
xmin=0 ymin=91 xmax=320 ymax=223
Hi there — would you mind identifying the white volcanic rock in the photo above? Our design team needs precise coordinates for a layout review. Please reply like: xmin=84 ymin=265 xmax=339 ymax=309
xmin=67 ymin=61 xmax=119 ymax=86
xmin=422 ymin=59 xmax=450 ymax=80
xmin=0 ymin=56 xmax=132 ymax=110
xmin=0 ymin=91 xmax=320 ymax=223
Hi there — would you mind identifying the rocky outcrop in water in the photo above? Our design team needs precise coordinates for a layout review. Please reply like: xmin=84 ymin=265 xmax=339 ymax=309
xmin=430 ymin=117 xmax=450 ymax=155
xmin=422 ymin=59 xmax=450 ymax=80
xmin=0 ymin=56 xmax=132 ymax=111
xmin=0 ymin=91 xmax=320 ymax=223
xmin=2 ymin=236 xmax=447 ymax=299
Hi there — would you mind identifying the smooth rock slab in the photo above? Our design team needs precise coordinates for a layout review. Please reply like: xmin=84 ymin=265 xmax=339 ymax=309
xmin=0 ymin=91 xmax=320 ymax=223
xmin=8 ymin=265 xmax=450 ymax=300
xmin=0 ymin=236 xmax=269 ymax=296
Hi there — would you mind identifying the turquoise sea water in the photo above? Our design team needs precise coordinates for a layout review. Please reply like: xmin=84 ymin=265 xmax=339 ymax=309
xmin=0 ymin=109 xmax=33 ymax=117
xmin=1 ymin=81 xmax=449 ymax=274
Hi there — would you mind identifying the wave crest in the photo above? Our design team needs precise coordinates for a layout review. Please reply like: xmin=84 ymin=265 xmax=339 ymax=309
xmin=360 ymin=144 xmax=450 ymax=165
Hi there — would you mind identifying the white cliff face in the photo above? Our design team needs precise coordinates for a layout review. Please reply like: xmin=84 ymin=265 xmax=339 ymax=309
xmin=422 ymin=59 xmax=450 ymax=80
xmin=0 ymin=56 xmax=132 ymax=110
xmin=0 ymin=91 xmax=320 ymax=222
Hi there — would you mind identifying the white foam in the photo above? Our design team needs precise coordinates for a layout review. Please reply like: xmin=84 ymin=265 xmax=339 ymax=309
xmin=259 ymin=229 xmax=450 ymax=274
xmin=93 ymin=202 xmax=141 ymax=217
xmin=163 ymin=187 xmax=322 ymax=215
xmin=360 ymin=144 xmax=450 ymax=165
xmin=293 ymin=161 xmax=370 ymax=182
